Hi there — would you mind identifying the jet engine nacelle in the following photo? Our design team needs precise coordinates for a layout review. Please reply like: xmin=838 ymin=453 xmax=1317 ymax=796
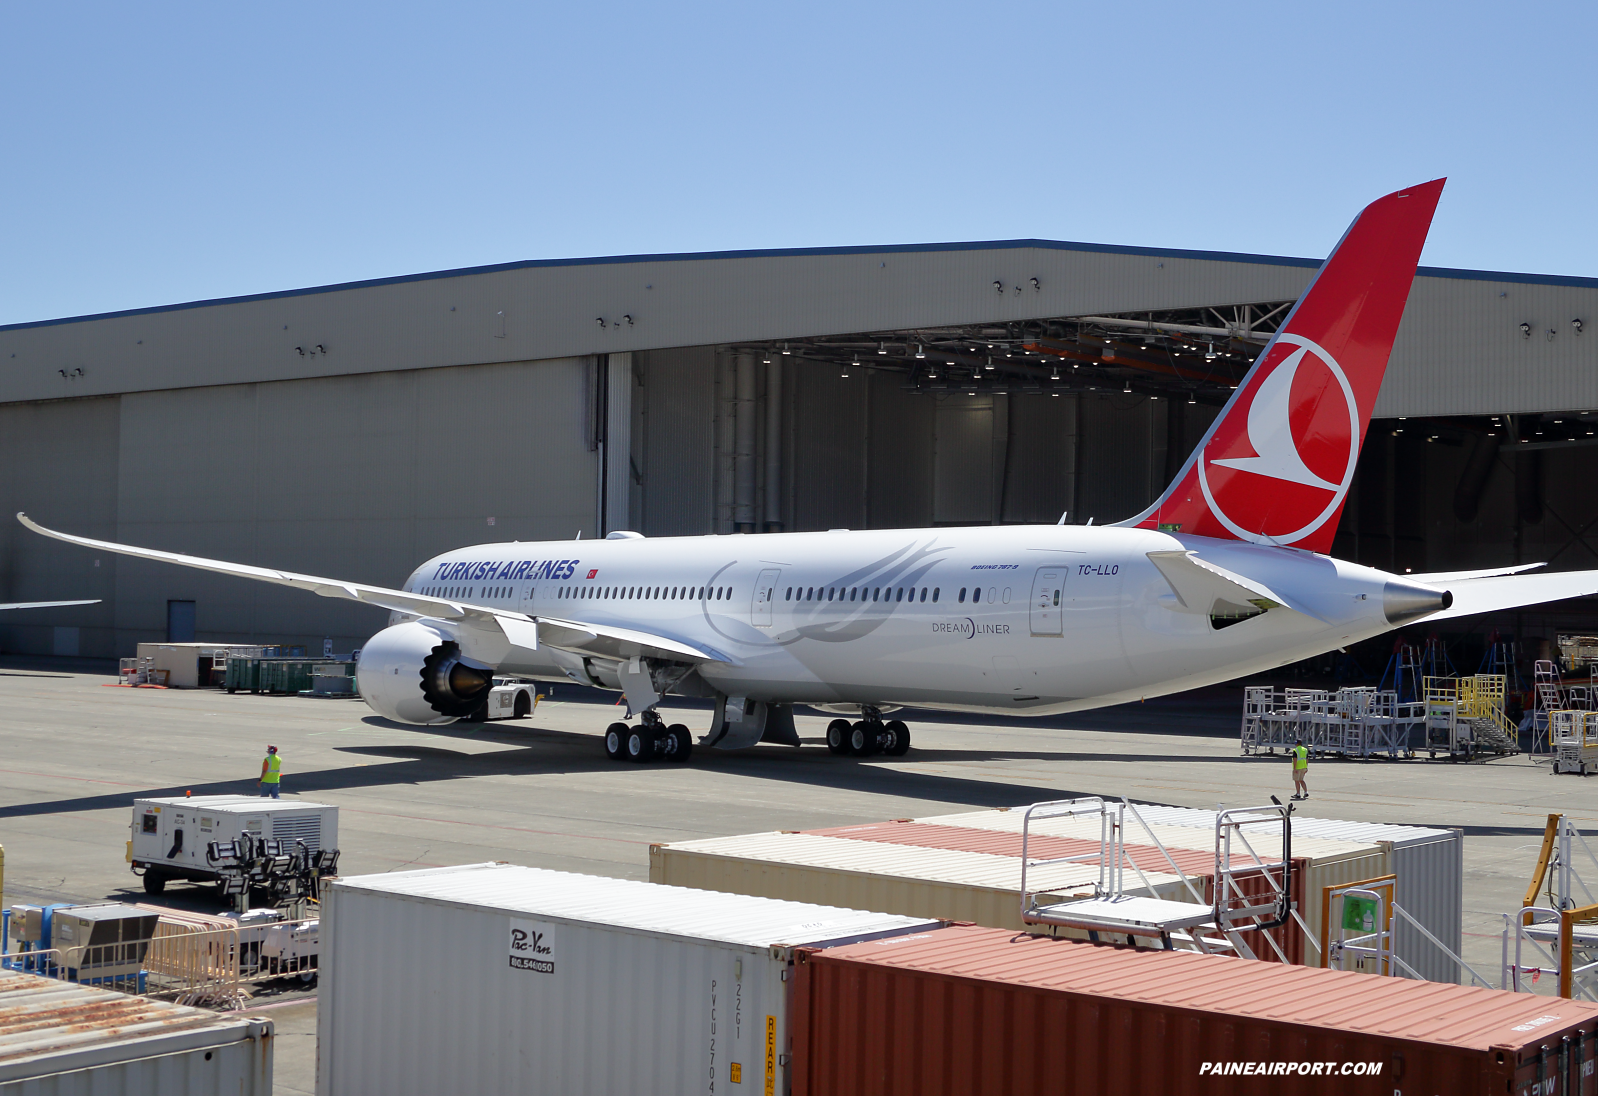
xmin=356 ymin=620 xmax=497 ymax=725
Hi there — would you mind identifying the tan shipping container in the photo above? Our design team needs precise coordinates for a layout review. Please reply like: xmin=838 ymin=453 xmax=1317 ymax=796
xmin=655 ymin=809 xmax=1388 ymax=964
xmin=649 ymin=831 xmax=1190 ymax=932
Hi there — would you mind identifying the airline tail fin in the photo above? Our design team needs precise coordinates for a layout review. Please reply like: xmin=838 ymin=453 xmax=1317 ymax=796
xmin=1118 ymin=179 xmax=1445 ymax=554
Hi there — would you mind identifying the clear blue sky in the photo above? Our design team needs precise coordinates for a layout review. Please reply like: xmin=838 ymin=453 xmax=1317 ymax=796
xmin=2 ymin=1 xmax=1592 ymax=326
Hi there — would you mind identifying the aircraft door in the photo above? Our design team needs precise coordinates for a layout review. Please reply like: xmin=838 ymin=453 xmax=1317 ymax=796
xmin=1030 ymin=568 xmax=1064 ymax=636
xmin=751 ymin=569 xmax=781 ymax=628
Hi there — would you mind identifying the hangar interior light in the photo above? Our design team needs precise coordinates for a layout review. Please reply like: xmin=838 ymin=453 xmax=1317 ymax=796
xmin=729 ymin=299 xmax=1292 ymax=404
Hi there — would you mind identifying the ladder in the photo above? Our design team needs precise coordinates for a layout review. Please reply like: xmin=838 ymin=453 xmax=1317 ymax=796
xmin=1531 ymin=660 xmax=1566 ymax=756
xmin=1379 ymin=642 xmax=1421 ymax=704
xmin=1018 ymin=797 xmax=1305 ymax=962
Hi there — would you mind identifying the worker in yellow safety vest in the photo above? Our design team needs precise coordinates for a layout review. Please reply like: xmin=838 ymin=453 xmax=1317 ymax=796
xmin=259 ymin=745 xmax=282 ymax=799
xmin=1290 ymin=740 xmax=1309 ymax=801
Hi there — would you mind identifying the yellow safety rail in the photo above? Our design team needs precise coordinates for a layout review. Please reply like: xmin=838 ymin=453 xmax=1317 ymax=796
xmin=1458 ymin=674 xmax=1516 ymax=738
xmin=1525 ymin=815 xmax=1561 ymax=925
xmin=1560 ymin=901 xmax=1598 ymax=999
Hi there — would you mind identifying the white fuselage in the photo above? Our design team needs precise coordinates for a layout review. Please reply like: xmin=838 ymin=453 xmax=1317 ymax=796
xmin=392 ymin=525 xmax=1401 ymax=717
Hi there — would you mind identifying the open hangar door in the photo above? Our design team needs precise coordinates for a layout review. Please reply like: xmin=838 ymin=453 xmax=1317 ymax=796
xmin=628 ymin=302 xmax=1270 ymax=535
xmin=1323 ymin=411 xmax=1598 ymax=674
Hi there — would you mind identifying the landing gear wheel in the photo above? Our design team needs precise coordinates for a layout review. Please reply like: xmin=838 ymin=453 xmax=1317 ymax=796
xmin=142 ymin=871 xmax=167 ymax=896
xmin=665 ymin=724 xmax=694 ymax=763
xmin=826 ymin=719 xmax=851 ymax=755
xmin=626 ymin=726 xmax=656 ymax=762
xmin=849 ymin=721 xmax=880 ymax=757
xmin=604 ymin=722 xmax=628 ymax=761
xmin=883 ymin=720 xmax=911 ymax=756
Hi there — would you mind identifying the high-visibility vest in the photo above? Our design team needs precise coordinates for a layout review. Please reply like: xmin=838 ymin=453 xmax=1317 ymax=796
xmin=262 ymin=754 xmax=282 ymax=783
xmin=1292 ymin=745 xmax=1309 ymax=770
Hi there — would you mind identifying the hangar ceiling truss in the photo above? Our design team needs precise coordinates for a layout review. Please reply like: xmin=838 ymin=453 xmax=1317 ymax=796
xmin=736 ymin=301 xmax=1293 ymax=404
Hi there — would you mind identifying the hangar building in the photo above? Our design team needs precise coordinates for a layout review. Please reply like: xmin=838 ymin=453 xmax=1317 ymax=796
xmin=3 ymin=239 xmax=1596 ymax=660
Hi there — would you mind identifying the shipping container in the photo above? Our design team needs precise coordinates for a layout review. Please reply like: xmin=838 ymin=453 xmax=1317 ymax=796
xmin=316 ymin=862 xmax=942 ymax=1096
xmin=789 ymin=924 xmax=1598 ymax=1096
xmin=915 ymin=807 xmax=1397 ymax=969
xmin=0 ymin=970 xmax=273 ymax=1095
xmin=652 ymin=816 xmax=1372 ymax=963
xmin=650 ymin=830 xmax=1192 ymax=933
xmin=1098 ymin=805 xmax=1465 ymax=981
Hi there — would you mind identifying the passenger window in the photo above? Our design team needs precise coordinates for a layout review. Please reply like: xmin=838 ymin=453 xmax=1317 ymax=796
xmin=919 ymin=588 xmax=928 ymax=602
xmin=989 ymin=587 xmax=998 ymax=603
xmin=827 ymin=588 xmax=834 ymax=602
xmin=872 ymin=588 xmax=880 ymax=601
xmin=806 ymin=587 xmax=814 ymax=601
xmin=849 ymin=588 xmax=857 ymax=601
xmin=895 ymin=588 xmax=905 ymax=603
xmin=932 ymin=588 xmax=940 ymax=602
xmin=786 ymin=588 xmax=792 ymax=601
xmin=973 ymin=588 xmax=981 ymax=604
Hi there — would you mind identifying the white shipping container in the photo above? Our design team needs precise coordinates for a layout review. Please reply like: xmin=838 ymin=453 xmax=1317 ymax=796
xmin=317 ymin=863 xmax=942 ymax=1096
xmin=0 ymin=970 xmax=272 ymax=1095
xmin=925 ymin=804 xmax=1463 ymax=981
xmin=1094 ymin=805 xmax=1465 ymax=982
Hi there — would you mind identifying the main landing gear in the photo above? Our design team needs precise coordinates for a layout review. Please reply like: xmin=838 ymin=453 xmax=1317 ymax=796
xmin=604 ymin=710 xmax=693 ymax=764
xmin=825 ymin=710 xmax=911 ymax=758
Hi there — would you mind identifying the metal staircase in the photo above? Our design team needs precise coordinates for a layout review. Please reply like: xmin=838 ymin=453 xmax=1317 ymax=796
xmin=1018 ymin=797 xmax=1307 ymax=963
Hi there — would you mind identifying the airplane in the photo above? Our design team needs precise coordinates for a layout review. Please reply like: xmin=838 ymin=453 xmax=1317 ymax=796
xmin=19 ymin=178 xmax=1598 ymax=763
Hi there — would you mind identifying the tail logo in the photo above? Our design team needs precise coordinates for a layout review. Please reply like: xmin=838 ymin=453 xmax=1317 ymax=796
xmin=1196 ymin=333 xmax=1361 ymax=545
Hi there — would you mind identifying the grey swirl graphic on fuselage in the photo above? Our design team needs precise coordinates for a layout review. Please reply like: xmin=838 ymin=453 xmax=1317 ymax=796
xmin=771 ymin=539 xmax=951 ymax=646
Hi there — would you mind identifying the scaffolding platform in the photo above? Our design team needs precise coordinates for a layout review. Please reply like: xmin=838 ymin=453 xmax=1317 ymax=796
xmin=1025 ymin=895 xmax=1221 ymax=944
xmin=1241 ymin=685 xmax=1424 ymax=759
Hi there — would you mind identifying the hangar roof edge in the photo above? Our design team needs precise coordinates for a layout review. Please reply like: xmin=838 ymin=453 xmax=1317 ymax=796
xmin=5 ymin=238 xmax=1592 ymax=334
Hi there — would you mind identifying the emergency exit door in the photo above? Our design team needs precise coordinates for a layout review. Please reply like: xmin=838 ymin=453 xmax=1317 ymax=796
xmin=751 ymin=569 xmax=781 ymax=628
xmin=1030 ymin=568 xmax=1064 ymax=636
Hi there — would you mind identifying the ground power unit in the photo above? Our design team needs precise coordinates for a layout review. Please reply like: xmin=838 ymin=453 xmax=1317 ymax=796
xmin=129 ymin=795 xmax=339 ymax=899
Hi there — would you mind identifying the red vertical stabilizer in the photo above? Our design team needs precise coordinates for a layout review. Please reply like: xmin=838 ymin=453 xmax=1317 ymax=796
xmin=1121 ymin=179 xmax=1445 ymax=553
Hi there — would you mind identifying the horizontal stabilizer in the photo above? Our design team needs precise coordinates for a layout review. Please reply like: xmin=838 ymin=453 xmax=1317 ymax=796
xmin=1424 ymin=570 xmax=1598 ymax=621
xmin=1410 ymin=563 xmax=1545 ymax=583
xmin=0 ymin=599 xmax=99 ymax=611
xmin=1146 ymin=551 xmax=1328 ymax=624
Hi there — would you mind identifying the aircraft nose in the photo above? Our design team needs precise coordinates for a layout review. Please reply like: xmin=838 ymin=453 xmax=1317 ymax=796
xmin=1383 ymin=579 xmax=1453 ymax=625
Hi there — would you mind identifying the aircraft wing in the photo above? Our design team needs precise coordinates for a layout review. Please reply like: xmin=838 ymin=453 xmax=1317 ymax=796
xmin=0 ymin=599 xmax=99 ymax=611
xmin=1422 ymin=569 xmax=1598 ymax=621
xmin=17 ymin=513 xmax=731 ymax=665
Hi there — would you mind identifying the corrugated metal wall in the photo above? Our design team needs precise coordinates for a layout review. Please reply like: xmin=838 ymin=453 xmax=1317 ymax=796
xmin=1392 ymin=833 xmax=1466 ymax=984
xmin=0 ymin=358 xmax=596 ymax=657
xmin=634 ymin=347 xmax=717 ymax=535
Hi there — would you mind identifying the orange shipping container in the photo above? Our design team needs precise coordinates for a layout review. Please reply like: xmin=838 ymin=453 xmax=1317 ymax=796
xmin=790 ymin=925 xmax=1598 ymax=1096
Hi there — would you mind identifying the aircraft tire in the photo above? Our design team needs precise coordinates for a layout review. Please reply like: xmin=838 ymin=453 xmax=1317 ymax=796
xmin=665 ymin=724 xmax=693 ymax=762
xmin=883 ymin=720 xmax=911 ymax=756
xmin=627 ymin=726 xmax=657 ymax=763
xmin=826 ymin=719 xmax=851 ymax=755
xmin=605 ymin=722 xmax=629 ymax=761
xmin=848 ymin=721 xmax=879 ymax=757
